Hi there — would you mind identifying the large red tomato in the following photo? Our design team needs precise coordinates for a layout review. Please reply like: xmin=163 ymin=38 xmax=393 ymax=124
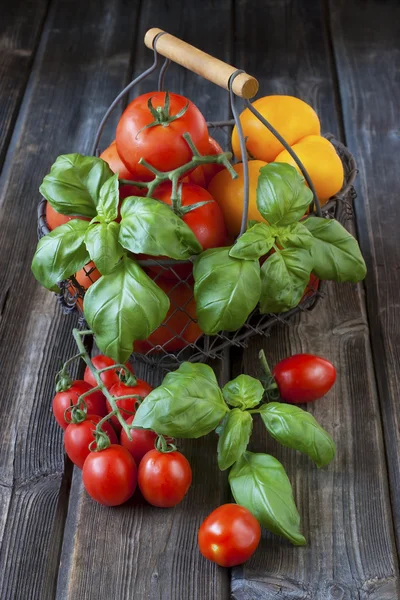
xmin=45 ymin=203 xmax=89 ymax=231
xmin=107 ymin=379 xmax=153 ymax=432
xmin=185 ymin=137 xmax=225 ymax=188
xmin=116 ymin=92 xmax=209 ymax=181
xmin=272 ymin=354 xmax=336 ymax=403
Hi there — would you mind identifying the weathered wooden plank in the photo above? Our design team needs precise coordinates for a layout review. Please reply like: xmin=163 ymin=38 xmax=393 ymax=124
xmin=231 ymin=0 xmax=399 ymax=597
xmin=0 ymin=0 xmax=49 ymax=172
xmin=0 ymin=1 xmax=141 ymax=598
xmin=55 ymin=3 xmax=233 ymax=599
xmin=329 ymin=0 xmax=400 ymax=553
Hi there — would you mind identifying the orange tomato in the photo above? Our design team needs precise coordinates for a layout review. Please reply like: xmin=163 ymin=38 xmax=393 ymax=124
xmin=274 ymin=135 xmax=344 ymax=204
xmin=45 ymin=203 xmax=89 ymax=231
xmin=208 ymin=160 xmax=267 ymax=238
xmin=185 ymin=137 xmax=224 ymax=188
xmin=68 ymin=261 xmax=101 ymax=310
xmin=100 ymin=141 xmax=145 ymax=201
xmin=232 ymin=95 xmax=320 ymax=163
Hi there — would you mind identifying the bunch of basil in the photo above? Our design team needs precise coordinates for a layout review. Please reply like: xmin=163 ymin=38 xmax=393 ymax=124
xmin=134 ymin=361 xmax=336 ymax=545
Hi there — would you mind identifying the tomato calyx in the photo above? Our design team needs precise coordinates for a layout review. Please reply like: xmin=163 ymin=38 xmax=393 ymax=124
xmin=136 ymin=92 xmax=189 ymax=139
xmin=89 ymin=425 xmax=112 ymax=452
xmin=118 ymin=368 xmax=137 ymax=387
xmin=55 ymin=371 xmax=74 ymax=393
xmin=155 ymin=434 xmax=177 ymax=454
xmin=63 ymin=400 xmax=87 ymax=425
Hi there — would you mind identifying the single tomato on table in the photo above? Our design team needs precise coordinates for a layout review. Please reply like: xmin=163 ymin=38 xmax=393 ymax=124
xmin=107 ymin=379 xmax=153 ymax=433
xmin=52 ymin=380 xmax=107 ymax=429
xmin=272 ymin=354 xmax=336 ymax=403
xmin=83 ymin=445 xmax=137 ymax=506
xmin=84 ymin=355 xmax=134 ymax=390
xmin=64 ymin=414 xmax=118 ymax=469
xmin=138 ymin=449 xmax=192 ymax=507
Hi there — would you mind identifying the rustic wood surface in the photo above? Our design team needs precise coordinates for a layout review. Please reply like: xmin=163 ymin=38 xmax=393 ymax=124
xmin=0 ymin=1 xmax=399 ymax=599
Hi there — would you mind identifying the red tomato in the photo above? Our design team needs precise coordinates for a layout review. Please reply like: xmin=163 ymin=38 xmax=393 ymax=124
xmin=84 ymin=355 xmax=134 ymax=390
xmin=83 ymin=445 xmax=137 ymax=506
xmin=198 ymin=504 xmax=261 ymax=567
xmin=138 ymin=449 xmax=192 ymax=507
xmin=120 ymin=416 xmax=157 ymax=465
xmin=52 ymin=380 xmax=107 ymax=429
xmin=116 ymin=92 xmax=209 ymax=181
xmin=45 ymin=203 xmax=89 ymax=231
xmin=134 ymin=279 xmax=202 ymax=354
xmin=273 ymin=353 xmax=337 ymax=403
xmin=107 ymin=380 xmax=153 ymax=432
xmin=185 ymin=137 xmax=225 ymax=188
xmin=100 ymin=140 xmax=145 ymax=201
xmin=153 ymin=182 xmax=227 ymax=251
xmin=64 ymin=414 xmax=118 ymax=469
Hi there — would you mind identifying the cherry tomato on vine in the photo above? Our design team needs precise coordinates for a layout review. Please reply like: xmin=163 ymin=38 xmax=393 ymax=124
xmin=52 ymin=380 xmax=107 ymax=429
xmin=198 ymin=504 xmax=261 ymax=567
xmin=100 ymin=141 xmax=145 ymax=201
xmin=120 ymin=416 xmax=157 ymax=466
xmin=116 ymin=91 xmax=209 ymax=181
xmin=272 ymin=354 xmax=336 ymax=403
xmin=64 ymin=414 xmax=118 ymax=469
xmin=84 ymin=355 xmax=134 ymax=390
xmin=83 ymin=445 xmax=137 ymax=506
xmin=138 ymin=449 xmax=192 ymax=507
xmin=107 ymin=379 xmax=153 ymax=432
xmin=185 ymin=137 xmax=224 ymax=188
xmin=45 ymin=203 xmax=90 ymax=231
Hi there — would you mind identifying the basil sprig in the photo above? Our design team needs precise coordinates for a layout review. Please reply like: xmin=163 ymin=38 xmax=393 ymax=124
xmin=217 ymin=409 xmax=252 ymax=470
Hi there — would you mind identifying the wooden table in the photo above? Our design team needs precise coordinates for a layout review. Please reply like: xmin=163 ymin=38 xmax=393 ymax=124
xmin=1 ymin=1 xmax=399 ymax=598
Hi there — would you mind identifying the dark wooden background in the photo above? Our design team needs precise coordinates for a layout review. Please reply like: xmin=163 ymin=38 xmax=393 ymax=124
xmin=0 ymin=0 xmax=399 ymax=598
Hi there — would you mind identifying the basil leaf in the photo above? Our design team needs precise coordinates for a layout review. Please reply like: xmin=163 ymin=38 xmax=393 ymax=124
xmin=134 ymin=362 xmax=229 ymax=438
xmin=84 ymin=257 xmax=169 ymax=363
xmin=119 ymin=196 xmax=202 ymax=259
xmin=229 ymin=223 xmax=275 ymax=260
xmin=96 ymin=173 xmax=119 ymax=222
xmin=193 ymin=247 xmax=261 ymax=335
xmin=84 ymin=221 xmax=124 ymax=275
xmin=40 ymin=154 xmax=113 ymax=217
xmin=217 ymin=409 xmax=253 ymax=470
xmin=32 ymin=219 xmax=90 ymax=290
xmin=222 ymin=374 xmax=264 ymax=409
xmin=304 ymin=217 xmax=367 ymax=282
xmin=259 ymin=403 xmax=336 ymax=468
xmin=274 ymin=222 xmax=314 ymax=249
xmin=257 ymin=163 xmax=313 ymax=226
xmin=229 ymin=451 xmax=306 ymax=546
xmin=259 ymin=248 xmax=313 ymax=313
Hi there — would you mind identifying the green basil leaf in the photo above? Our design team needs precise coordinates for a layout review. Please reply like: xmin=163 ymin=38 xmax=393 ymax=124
xmin=304 ymin=217 xmax=367 ymax=282
xmin=193 ymin=247 xmax=261 ymax=335
xmin=84 ymin=257 xmax=169 ymax=363
xmin=222 ymin=374 xmax=264 ymax=409
xmin=257 ymin=163 xmax=313 ymax=226
xmin=84 ymin=221 xmax=124 ymax=275
xmin=40 ymin=154 xmax=114 ymax=217
xmin=229 ymin=223 xmax=275 ymax=260
xmin=229 ymin=451 xmax=306 ymax=546
xmin=31 ymin=219 xmax=90 ymax=290
xmin=96 ymin=173 xmax=119 ymax=222
xmin=134 ymin=362 xmax=229 ymax=438
xmin=260 ymin=403 xmax=336 ymax=468
xmin=217 ymin=409 xmax=253 ymax=470
xmin=119 ymin=196 xmax=202 ymax=259
xmin=259 ymin=248 xmax=313 ymax=313
xmin=274 ymin=222 xmax=314 ymax=249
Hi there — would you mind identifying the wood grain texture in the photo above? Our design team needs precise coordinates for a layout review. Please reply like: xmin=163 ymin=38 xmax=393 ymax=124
xmin=329 ymin=0 xmax=400 ymax=554
xmin=231 ymin=0 xmax=400 ymax=597
xmin=0 ymin=0 xmax=49 ymax=172
xmin=0 ymin=1 xmax=141 ymax=598
xmin=55 ymin=2 xmax=233 ymax=599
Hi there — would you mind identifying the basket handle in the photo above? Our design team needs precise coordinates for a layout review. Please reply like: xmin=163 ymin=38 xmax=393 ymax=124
xmin=144 ymin=28 xmax=259 ymax=99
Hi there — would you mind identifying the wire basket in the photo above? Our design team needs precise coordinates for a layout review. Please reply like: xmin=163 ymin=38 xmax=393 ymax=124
xmin=37 ymin=29 xmax=358 ymax=369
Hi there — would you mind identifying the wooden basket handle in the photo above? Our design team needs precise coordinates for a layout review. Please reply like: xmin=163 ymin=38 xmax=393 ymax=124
xmin=144 ymin=28 xmax=259 ymax=99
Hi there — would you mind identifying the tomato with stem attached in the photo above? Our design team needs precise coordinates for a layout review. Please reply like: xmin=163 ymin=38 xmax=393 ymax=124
xmin=52 ymin=380 xmax=107 ymax=429
xmin=83 ymin=445 xmax=137 ymax=506
xmin=120 ymin=416 xmax=157 ymax=466
xmin=198 ymin=504 xmax=261 ymax=567
xmin=107 ymin=379 xmax=153 ymax=433
xmin=64 ymin=414 xmax=118 ymax=469
xmin=84 ymin=355 xmax=134 ymax=390
xmin=138 ymin=449 xmax=192 ymax=507
xmin=272 ymin=353 xmax=336 ymax=403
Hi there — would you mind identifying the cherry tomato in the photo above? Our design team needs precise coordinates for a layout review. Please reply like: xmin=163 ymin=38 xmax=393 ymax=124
xmin=134 ymin=279 xmax=202 ymax=353
xmin=83 ymin=445 xmax=137 ymax=506
xmin=138 ymin=449 xmax=192 ymax=507
xmin=84 ymin=355 xmax=134 ymax=390
xmin=64 ymin=414 xmax=118 ymax=469
xmin=273 ymin=353 xmax=336 ymax=403
xmin=120 ymin=416 xmax=157 ymax=465
xmin=107 ymin=380 xmax=153 ymax=432
xmin=185 ymin=137 xmax=224 ymax=188
xmin=52 ymin=380 xmax=107 ymax=429
xmin=198 ymin=504 xmax=261 ymax=567
xmin=45 ymin=203 xmax=89 ymax=231
xmin=116 ymin=91 xmax=209 ymax=181
xmin=100 ymin=141 xmax=145 ymax=201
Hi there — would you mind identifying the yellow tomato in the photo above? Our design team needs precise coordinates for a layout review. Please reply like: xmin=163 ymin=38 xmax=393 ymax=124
xmin=232 ymin=95 xmax=321 ymax=163
xmin=208 ymin=160 xmax=268 ymax=238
